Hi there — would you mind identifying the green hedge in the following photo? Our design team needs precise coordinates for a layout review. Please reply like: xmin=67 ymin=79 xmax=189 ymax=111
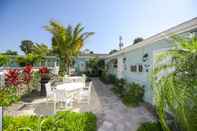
xmin=137 ymin=122 xmax=163 ymax=131
xmin=4 ymin=111 xmax=97 ymax=131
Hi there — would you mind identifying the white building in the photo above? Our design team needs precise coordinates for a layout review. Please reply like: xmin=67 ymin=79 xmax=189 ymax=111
xmin=105 ymin=17 xmax=197 ymax=104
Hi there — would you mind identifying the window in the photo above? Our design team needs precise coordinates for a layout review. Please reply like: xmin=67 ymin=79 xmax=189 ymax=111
xmin=123 ymin=58 xmax=127 ymax=70
xmin=113 ymin=59 xmax=118 ymax=68
xmin=130 ymin=65 xmax=137 ymax=72
xmin=138 ymin=65 xmax=143 ymax=72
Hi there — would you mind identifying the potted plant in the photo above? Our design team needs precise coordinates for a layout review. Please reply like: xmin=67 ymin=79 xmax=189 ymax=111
xmin=39 ymin=66 xmax=50 ymax=96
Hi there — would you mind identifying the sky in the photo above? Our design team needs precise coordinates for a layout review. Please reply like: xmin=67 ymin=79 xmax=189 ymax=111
xmin=0 ymin=0 xmax=197 ymax=54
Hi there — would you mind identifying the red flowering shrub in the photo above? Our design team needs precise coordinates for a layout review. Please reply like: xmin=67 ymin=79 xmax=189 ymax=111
xmin=39 ymin=66 xmax=49 ymax=76
xmin=22 ymin=64 xmax=33 ymax=84
xmin=5 ymin=69 xmax=21 ymax=86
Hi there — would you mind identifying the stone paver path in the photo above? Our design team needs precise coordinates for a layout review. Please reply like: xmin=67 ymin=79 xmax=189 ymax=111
xmin=91 ymin=78 xmax=155 ymax=131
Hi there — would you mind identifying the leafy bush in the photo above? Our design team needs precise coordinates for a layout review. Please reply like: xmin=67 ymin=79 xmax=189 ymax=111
xmin=99 ymin=71 xmax=109 ymax=84
xmin=137 ymin=122 xmax=163 ymax=131
xmin=31 ymin=71 xmax=41 ymax=90
xmin=100 ymin=73 xmax=117 ymax=84
xmin=122 ymin=82 xmax=144 ymax=106
xmin=16 ymin=54 xmax=39 ymax=67
xmin=112 ymin=78 xmax=127 ymax=97
xmin=0 ymin=88 xmax=20 ymax=106
xmin=0 ymin=55 xmax=9 ymax=67
xmin=4 ymin=111 xmax=97 ymax=131
xmin=86 ymin=58 xmax=105 ymax=77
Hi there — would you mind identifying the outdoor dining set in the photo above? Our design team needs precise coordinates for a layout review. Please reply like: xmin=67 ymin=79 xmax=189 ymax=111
xmin=45 ymin=75 xmax=92 ymax=112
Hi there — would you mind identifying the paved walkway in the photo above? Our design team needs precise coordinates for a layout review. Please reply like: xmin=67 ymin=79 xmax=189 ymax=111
xmin=91 ymin=78 xmax=155 ymax=131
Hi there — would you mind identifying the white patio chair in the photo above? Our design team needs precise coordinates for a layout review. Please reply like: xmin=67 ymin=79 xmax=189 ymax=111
xmin=53 ymin=90 xmax=73 ymax=112
xmin=79 ymin=81 xmax=92 ymax=104
xmin=45 ymin=82 xmax=54 ymax=103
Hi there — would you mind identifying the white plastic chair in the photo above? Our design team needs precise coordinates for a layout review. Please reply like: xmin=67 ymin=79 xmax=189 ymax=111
xmin=79 ymin=81 xmax=92 ymax=104
xmin=45 ymin=82 xmax=54 ymax=102
xmin=53 ymin=90 xmax=73 ymax=112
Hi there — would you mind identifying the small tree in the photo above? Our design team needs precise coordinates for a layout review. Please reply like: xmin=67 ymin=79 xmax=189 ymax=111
xmin=20 ymin=40 xmax=34 ymax=54
xmin=133 ymin=37 xmax=143 ymax=44
xmin=45 ymin=20 xmax=94 ymax=76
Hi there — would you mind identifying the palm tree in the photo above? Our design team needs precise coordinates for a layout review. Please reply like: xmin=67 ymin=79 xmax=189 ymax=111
xmin=44 ymin=20 xmax=94 ymax=76
xmin=151 ymin=36 xmax=197 ymax=131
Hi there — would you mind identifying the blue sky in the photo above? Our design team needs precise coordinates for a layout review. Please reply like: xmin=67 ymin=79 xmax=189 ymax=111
xmin=0 ymin=0 xmax=197 ymax=54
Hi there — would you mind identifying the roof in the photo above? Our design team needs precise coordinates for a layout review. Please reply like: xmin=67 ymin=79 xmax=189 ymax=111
xmin=77 ymin=53 xmax=108 ymax=59
xmin=106 ymin=17 xmax=197 ymax=59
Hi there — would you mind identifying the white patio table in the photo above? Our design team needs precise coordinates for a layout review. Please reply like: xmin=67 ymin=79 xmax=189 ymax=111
xmin=53 ymin=82 xmax=84 ymax=112
xmin=55 ymin=83 xmax=84 ymax=91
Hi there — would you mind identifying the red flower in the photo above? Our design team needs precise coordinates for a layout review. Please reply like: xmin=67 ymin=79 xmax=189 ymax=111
xmin=22 ymin=64 xmax=33 ymax=84
xmin=5 ymin=69 xmax=21 ymax=86
xmin=23 ymin=64 xmax=32 ymax=74
xmin=39 ymin=66 xmax=48 ymax=75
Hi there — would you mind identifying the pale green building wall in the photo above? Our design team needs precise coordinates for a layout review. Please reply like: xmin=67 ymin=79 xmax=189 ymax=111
xmin=105 ymin=32 xmax=194 ymax=104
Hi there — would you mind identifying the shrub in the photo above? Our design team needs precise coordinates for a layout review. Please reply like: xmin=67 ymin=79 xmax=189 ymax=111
xmin=122 ymin=82 xmax=144 ymax=106
xmin=4 ymin=111 xmax=97 ymax=131
xmin=0 ymin=55 xmax=9 ymax=67
xmin=5 ymin=69 xmax=21 ymax=86
xmin=0 ymin=88 xmax=20 ymax=106
xmin=86 ymin=58 xmax=105 ymax=77
xmin=108 ymin=74 xmax=117 ymax=84
xmin=99 ymin=71 xmax=109 ymax=84
xmin=112 ymin=78 xmax=127 ymax=97
xmin=137 ymin=122 xmax=163 ymax=131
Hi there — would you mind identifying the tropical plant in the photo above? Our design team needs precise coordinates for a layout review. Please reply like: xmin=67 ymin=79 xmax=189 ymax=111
xmin=0 ymin=88 xmax=20 ymax=106
xmin=39 ymin=66 xmax=49 ymax=76
xmin=122 ymin=82 xmax=144 ymax=106
xmin=4 ymin=111 xmax=97 ymax=131
xmin=45 ymin=20 xmax=94 ymax=76
xmin=137 ymin=122 xmax=163 ymax=131
xmin=86 ymin=58 xmax=105 ymax=77
xmin=22 ymin=64 xmax=33 ymax=93
xmin=112 ymin=78 xmax=127 ymax=97
xmin=20 ymin=40 xmax=34 ymax=54
xmin=0 ymin=54 xmax=9 ymax=67
xmin=5 ymin=69 xmax=22 ymax=96
xmin=32 ymin=43 xmax=49 ymax=58
xmin=5 ymin=69 xmax=21 ymax=87
xmin=151 ymin=36 xmax=197 ymax=131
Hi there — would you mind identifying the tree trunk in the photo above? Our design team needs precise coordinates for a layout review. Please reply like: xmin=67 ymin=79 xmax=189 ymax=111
xmin=58 ymin=57 xmax=66 ymax=76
